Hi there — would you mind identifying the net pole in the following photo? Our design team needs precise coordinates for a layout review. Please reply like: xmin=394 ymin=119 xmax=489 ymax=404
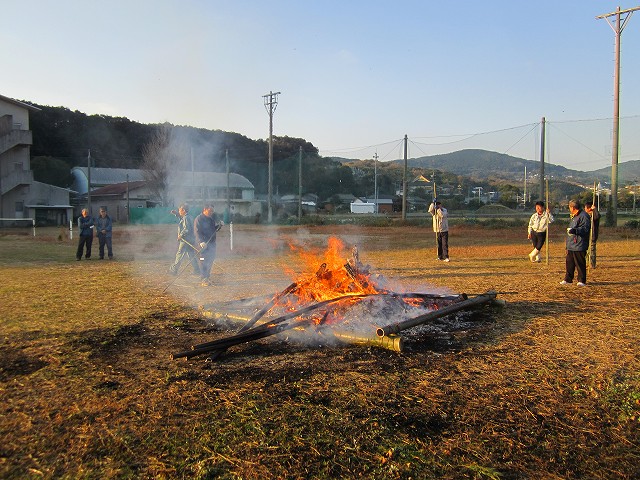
xmin=545 ymin=178 xmax=549 ymax=266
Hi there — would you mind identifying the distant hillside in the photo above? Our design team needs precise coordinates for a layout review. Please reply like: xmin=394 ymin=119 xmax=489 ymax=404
xmin=337 ymin=148 xmax=638 ymax=185
xmin=586 ymin=160 xmax=640 ymax=184
xmin=396 ymin=149 xmax=581 ymax=181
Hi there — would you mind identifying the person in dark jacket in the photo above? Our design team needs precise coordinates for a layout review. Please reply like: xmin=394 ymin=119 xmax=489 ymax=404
xmin=76 ymin=208 xmax=94 ymax=260
xmin=95 ymin=207 xmax=114 ymax=260
xmin=560 ymin=199 xmax=591 ymax=286
xmin=168 ymin=204 xmax=199 ymax=275
xmin=585 ymin=201 xmax=600 ymax=268
xmin=194 ymin=204 xmax=223 ymax=286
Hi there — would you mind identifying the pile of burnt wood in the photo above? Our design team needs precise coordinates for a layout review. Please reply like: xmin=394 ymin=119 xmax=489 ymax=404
xmin=172 ymin=248 xmax=502 ymax=362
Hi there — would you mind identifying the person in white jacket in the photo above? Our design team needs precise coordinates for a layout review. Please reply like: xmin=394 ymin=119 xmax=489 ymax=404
xmin=527 ymin=201 xmax=554 ymax=262
xmin=428 ymin=200 xmax=449 ymax=262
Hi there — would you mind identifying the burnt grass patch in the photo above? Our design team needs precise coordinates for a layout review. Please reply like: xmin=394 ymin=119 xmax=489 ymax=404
xmin=0 ymin=346 xmax=49 ymax=381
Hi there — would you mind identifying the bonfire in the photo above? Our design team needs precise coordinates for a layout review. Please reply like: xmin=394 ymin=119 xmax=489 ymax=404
xmin=172 ymin=237 xmax=499 ymax=361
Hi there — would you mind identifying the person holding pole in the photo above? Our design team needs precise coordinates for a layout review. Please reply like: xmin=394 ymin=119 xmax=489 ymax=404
xmin=527 ymin=201 xmax=553 ymax=263
xmin=585 ymin=201 xmax=600 ymax=268
xmin=428 ymin=199 xmax=449 ymax=262
xmin=560 ymin=199 xmax=591 ymax=286
xmin=194 ymin=204 xmax=223 ymax=286
xmin=168 ymin=204 xmax=199 ymax=276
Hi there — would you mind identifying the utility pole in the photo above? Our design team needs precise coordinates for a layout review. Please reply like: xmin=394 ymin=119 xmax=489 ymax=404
xmin=597 ymin=5 xmax=640 ymax=227
xmin=373 ymin=152 xmax=379 ymax=214
xmin=126 ymin=173 xmax=130 ymax=223
xmin=226 ymin=149 xmax=231 ymax=223
xmin=539 ymin=117 xmax=545 ymax=201
xmin=524 ymin=166 xmax=527 ymax=207
xmin=297 ymin=146 xmax=302 ymax=223
xmin=402 ymin=135 xmax=408 ymax=221
xmin=263 ymin=90 xmax=280 ymax=223
xmin=87 ymin=149 xmax=92 ymax=214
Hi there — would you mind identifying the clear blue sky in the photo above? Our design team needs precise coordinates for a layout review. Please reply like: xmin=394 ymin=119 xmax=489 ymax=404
xmin=2 ymin=1 xmax=639 ymax=172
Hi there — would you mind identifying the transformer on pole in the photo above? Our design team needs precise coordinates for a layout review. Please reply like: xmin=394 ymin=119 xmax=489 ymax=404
xmin=263 ymin=91 xmax=281 ymax=223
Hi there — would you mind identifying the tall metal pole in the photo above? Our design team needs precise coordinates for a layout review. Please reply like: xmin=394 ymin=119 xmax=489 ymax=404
xmin=402 ymin=135 xmax=408 ymax=221
xmin=297 ymin=146 xmax=302 ymax=222
xmin=226 ymin=149 xmax=230 ymax=222
xmin=87 ymin=149 xmax=92 ymax=214
xmin=597 ymin=6 xmax=640 ymax=227
xmin=263 ymin=91 xmax=280 ymax=223
xmin=545 ymin=177 xmax=549 ymax=266
xmin=126 ymin=173 xmax=130 ymax=224
xmin=523 ymin=166 xmax=527 ymax=207
xmin=374 ymin=152 xmax=379 ymax=214
xmin=539 ymin=117 xmax=545 ymax=201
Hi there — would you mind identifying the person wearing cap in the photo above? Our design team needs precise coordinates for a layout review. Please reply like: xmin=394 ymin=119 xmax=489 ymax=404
xmin=428 ymin=199 xmax=450 ymax=262
xmin=560 ymin=199 xmax=591 ymax=286
xmin=527 ymin=200 xmax=554 ymax=262
xmin=168 ymin=203 xmax=199 ymax=276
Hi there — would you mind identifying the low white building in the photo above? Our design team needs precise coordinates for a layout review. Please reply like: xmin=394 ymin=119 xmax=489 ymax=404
xmin=350 ymin=199 xmax=376 ymax=214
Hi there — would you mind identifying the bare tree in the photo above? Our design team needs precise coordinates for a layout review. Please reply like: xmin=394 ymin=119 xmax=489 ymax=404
xmin=141 ymin=124 xmax=188 ymax=207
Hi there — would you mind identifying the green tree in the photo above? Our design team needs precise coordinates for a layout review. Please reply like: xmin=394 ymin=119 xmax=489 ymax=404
xmin=31 ymin=156 xmax=72 ymax=187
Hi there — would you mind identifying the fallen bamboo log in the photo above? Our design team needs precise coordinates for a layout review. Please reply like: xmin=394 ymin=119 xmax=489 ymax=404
xmin=172 ymin=319 xmax=313 ymax=360
xmin=331 ymin=329 xmax=404 ymax=352
xmin=172 ymin=294 xmax=370 ymax=360
xmin=376 ymin=291 xmax=498 ymax=337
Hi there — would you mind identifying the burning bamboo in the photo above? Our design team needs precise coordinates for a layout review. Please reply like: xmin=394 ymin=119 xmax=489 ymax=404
xmin=172 ymin=293 xmax=370 ymax=360
xmin=376 ymin=291 xmax=498 ymax=337
xmin=186 ymin=292 xmax=468 ymax=360
xmin=238 ymin=282 xmax=298 ymax=333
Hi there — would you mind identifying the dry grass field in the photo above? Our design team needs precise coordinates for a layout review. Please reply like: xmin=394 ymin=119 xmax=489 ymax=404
xmin=1 ymin=222 xmax=639 ymax=479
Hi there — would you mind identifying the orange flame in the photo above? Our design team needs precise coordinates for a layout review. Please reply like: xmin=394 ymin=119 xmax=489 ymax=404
xmin=284 ymin=237 xmax=382 ymax=305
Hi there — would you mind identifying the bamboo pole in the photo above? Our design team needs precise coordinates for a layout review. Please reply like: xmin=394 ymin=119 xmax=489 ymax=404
xmin=545 ymin=177 xmax=549 ymax=266
xmin=331 ymin=329 xmax=403 ymax=352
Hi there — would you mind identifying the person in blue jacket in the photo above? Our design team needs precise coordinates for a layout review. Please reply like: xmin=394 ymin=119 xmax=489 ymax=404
xmin=76 ymin=208 xmax=94 ymax=260
xmin=95 ymin=207 xmax=113 ymax=260
xmin=194 ymin=204 xmax=223 ymax=286
xmin=560 ymin=199 xmax=591 ymax=286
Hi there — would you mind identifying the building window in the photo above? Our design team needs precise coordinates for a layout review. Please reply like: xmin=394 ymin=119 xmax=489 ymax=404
xmin=15 ymin=201 xmax=24 ymax=212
